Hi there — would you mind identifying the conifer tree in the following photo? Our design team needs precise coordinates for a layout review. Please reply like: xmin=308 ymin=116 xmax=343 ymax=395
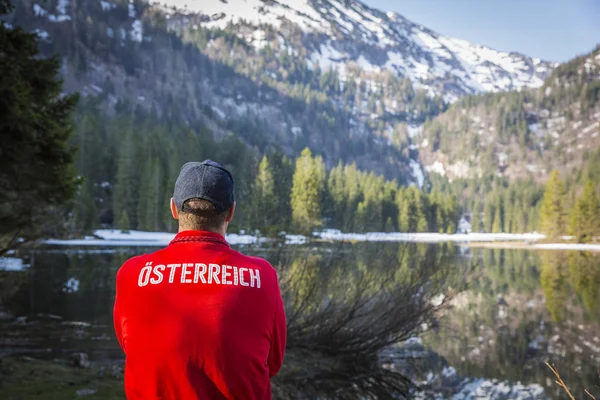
xmin=398 ymin=188 xmax=418 ymax=232
xmin=443 ymin=195 xmax=459 ymax=233
xmin=570 ymin=181 xmax=600 ymax=243
xmin=342 ymin=163 xmax=361 ymax=232
xmin=416 ymin=190 xmax=430 ymax=233
xmin=1 ymin=2 xmax=79 ymax=253
xmin=471 ymin=200 xmax=481 ymax=233
xmin=73 ymin=182 xmax=98 ymax=232
xmin=113 ymin=129 xmax=140 ymax=229
xmin=327 ymin=162 xmax=346 ymax=229
xmin=539 ymin=170 xmax=567 ymax=239
xmin=118 ymin=210 xmax=131 ymax=232
xmin=484 ymin=202 xmax=495 ymax=233
xmin=492 ymin=204 xmax=503 ymax=233
xmin=252 ymin=155 xmax=278 ymax=235
xmin=291 ymin=148 xmax=325 ymax=233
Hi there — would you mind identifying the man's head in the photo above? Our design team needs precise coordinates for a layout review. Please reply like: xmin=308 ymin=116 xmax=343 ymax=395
xmin=170 ymin=160 xmax=236 ymax=234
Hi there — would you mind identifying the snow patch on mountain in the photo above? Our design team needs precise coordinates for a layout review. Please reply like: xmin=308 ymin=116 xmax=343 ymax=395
xmin=410 ymin=159 xmax=425 ymax=188
xmin=131 ymin=19 xmax=143 ymax=42
xmin=157 ymin=0 xmax=556 ymax=99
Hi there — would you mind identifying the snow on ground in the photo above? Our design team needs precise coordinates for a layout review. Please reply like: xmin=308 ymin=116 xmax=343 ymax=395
xmin=407 ymin=124 xmax=423 ymax=138
xmin=457 ymin=217 xmax=471 ymax=234
xmin=0 ymin=257 xmax=25 ymax=271
xmin=310 ymin=42 xmax=347 ymax=71
xmin=130 ymin=19 xmax=143 ymax=42
xmin=48 ymin=14 xmax=71 ymax=22
xmin=34 ymin=29 xmax=50 ymax=40
xmin=158 ymin=0 xmax=325 ymax=31
xmin=44 ymin=230 xmax=270 ymax=247
xmin=100 ymin=1 xmax=114 ymax=11
xmin=156 ymin=0 xmax=552 ymax=98
xmin=128 ymin=2 xmax=136 ymax=18
xmin=56 ymin=0 xmax=70 ymax=15
xmin=425 ymin=161 xmax=446 ymax=176
xmin=41 ymin=230 xmax=600 ymax=252
xmin=33 ymin=4 xmax=47 ymax=17
xmin=410 ymin=159 xmax=425 ymax=188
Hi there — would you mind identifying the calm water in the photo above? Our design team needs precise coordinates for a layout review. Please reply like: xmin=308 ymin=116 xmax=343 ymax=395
xmin=1 ymin=242 xmax=599 ymax=399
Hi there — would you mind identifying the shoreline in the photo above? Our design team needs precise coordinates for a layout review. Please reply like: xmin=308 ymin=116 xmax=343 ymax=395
xmin=467 ymin=241 xmax=600 ymax=252
xmin=35 ymin=229 xmax=600 ymax=253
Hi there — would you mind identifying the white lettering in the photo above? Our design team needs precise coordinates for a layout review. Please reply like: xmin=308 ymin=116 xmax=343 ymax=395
xmin=249 ymin=268 xmax=261 ymax=288
xmin=208 ymin=264 xmax=220 ymax=284
xmin=222 ymin=265 xmax=232 ymax=285
xmin=138 ymin=263 xmax=152 ymax=287
xmin=150 ymin=264 xmax=165 ymax=284
xmin=141 ymin=262 xmax=260 ymax=288
xmin=181 ymin=263 xmax=192 ymax=283
xmin=239 ymin=268 xmax=249 ymax=287
xmin=194 ymin=263 xmax=207 ymax=284
xmin=167 ymin=264 xmax=181 ymax=283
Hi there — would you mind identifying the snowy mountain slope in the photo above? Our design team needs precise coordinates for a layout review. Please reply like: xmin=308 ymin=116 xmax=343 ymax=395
xmin=417 ymin=46 xmax=600 ymax=182
xmin=156 ymin=0 xmax=556 ymax=100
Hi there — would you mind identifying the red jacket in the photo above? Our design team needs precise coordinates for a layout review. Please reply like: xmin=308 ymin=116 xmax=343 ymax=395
xmin=113 ymin=230 xmax=286 ymax=400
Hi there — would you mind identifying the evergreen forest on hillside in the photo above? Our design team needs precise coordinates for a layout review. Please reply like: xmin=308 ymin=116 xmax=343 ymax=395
xmin=68 ymin=97 xmax=600 ymax=242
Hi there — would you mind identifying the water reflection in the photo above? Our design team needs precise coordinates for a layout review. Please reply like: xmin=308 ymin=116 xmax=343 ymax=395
xmin=428 ymin=248 xmax=600 ymax=399
xmin=1 ymin=244 xmax=599 ymax=399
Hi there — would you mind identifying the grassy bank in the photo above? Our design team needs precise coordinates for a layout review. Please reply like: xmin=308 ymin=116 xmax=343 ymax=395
xmin=0 ymin=356 xmax=124 ymax=400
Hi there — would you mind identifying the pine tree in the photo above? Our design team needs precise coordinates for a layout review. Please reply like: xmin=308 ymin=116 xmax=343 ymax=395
xmin=443 ymin=195 xmax=459 ymax=234
xmin=471 ymin=200 xmax=481 ymax=233
xmin=1 ymin=4 xmax=79 ymax=254
xmin=539 ymin=170 xmax=567 ymax=239
xmin=271 ymin=153 xmax=294 ymax=230
xmin=118 ymin=210 xmax=131 ymax=232
xmin=327 ymin=162 xmax=346 ymax=229
xmin=343 ymin=163 xmax=361 ymax=232
xmin=492 ymin=203 xmax=503 ymax=233
xmin=252 ymin=155 xmax=278 ymax=236
xmin=113 ymin=128 xmax=140 ymax=229
xmin=570 ymin=181 xmax=600 ymax=243
xmin=484 ymin=201 xmax=495 ymax=233
xmin=416 ymin=190 xmax=430 ymax=233
xmin=398 ymin=188 xmax=418 ymax=232
xmin=73 ymin=182 xmax=98 ymax=232
xmin=145 ymin=161 xmax=161 ymax=232
xmin=290 ymin=148 xmax=325 ymax=233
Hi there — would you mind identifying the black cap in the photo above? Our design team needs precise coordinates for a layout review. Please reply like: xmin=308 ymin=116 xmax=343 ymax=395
xmin=173 ymin=160 xmax=234 ymax=213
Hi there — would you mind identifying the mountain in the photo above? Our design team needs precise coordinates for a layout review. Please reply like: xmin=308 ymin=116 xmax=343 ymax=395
xmin=4 ymin=0 xmax=558 ymax=185
xmin=417 ymin=46 xmax=600 ymax=182
xmin=159 ymin=0 xmax=555 ymax=102
xmin=158 ymin=0 xmax=555 ymax=102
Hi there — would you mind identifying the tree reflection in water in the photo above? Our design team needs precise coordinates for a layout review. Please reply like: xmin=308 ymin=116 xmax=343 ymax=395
xmin=268 ymin=242 xmax=461 ymax=400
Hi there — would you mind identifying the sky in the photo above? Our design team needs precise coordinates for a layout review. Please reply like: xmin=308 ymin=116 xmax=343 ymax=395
xmin=364 ymin=0 xmax=600 ymax=62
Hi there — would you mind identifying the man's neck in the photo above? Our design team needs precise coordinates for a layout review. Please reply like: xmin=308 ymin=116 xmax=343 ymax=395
xmin=178 ymin=226 xmax=227 ymax=237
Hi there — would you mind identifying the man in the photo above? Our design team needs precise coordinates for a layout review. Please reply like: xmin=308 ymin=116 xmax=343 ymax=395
xmin=113 ymin=160 xmax=286 ymax=400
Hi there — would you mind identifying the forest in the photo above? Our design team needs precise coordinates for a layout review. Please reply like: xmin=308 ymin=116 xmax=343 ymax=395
xmin=67 ymin=96 xmax=600 ymax=243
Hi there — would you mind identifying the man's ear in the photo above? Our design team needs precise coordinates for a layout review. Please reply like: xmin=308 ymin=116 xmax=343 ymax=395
xmin=170 ymin=198 xmax=179 ymax=220
xmin=226 ymin=202 xmax=236 ymax=223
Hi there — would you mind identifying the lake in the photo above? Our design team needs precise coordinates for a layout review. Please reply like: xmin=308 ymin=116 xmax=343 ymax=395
xmin=1 ymin=241 xmax=599 ymax=399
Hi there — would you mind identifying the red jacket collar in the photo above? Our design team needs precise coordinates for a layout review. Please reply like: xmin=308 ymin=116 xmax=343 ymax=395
xmin=169 ymin=230 xmax=230 ymax=247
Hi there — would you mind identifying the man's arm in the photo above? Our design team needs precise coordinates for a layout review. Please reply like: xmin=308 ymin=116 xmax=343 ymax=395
xmin=267 ymin=279 xmax=286 ymax=378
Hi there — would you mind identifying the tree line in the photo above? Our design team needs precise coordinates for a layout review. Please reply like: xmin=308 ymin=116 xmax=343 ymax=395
xmin=70 ymin=99 xmax=460 ymax=236
xmin=539 ymin=170 xmax=600 ymax=242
